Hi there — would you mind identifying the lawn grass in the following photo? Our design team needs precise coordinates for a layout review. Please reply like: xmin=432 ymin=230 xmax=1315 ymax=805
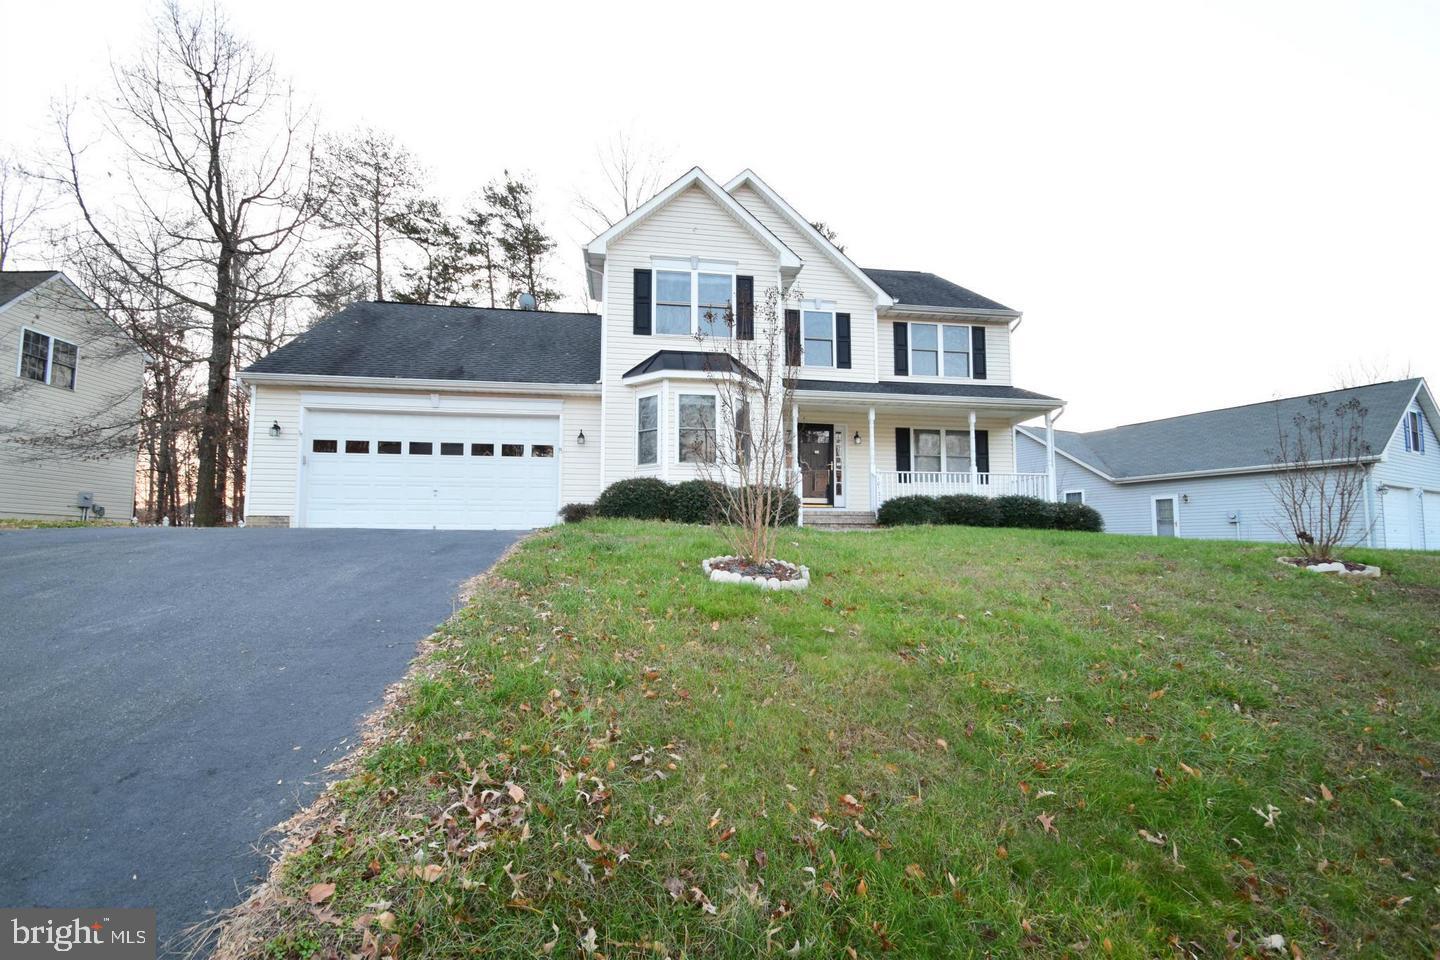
xmin=243 ymin=522 xmax=1439 ymax=959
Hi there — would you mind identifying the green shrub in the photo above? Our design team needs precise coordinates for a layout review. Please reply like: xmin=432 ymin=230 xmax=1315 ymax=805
xmin=936 ymin=494 xmax=1003 ymax=527
xmin=595 ymin=477 xmax=674 ymax=520
xmin=1054 ymin=501 xmax=1104 ymax=532
xmin=877 ymin=496 xmax=945 ymax=526
xmin=559 ymin=502 xmax=594 ymax=523
xmin=671 ymin=479 xmax=726 ymax=524
xmin=993 ymin=495 xmax=1057 ymax=529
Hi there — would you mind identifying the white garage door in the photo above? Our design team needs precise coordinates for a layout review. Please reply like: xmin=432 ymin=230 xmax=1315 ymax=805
xmin=1424 ymin=491 xmax=1440 ymax=551
xmin=1382 ymin=486 xmax=1413 ymax=550
xmin=300 ymin=409 xmax=559 ymax=529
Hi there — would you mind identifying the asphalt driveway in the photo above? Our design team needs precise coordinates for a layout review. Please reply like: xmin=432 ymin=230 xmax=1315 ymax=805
xmin=0 ymin=527 xmax=522 ymax=953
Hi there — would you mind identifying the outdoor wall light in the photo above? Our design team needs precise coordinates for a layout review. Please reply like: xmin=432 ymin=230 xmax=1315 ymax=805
xmin=269 ymin=421 xmax=282 ymax=438
xmin=1182 ymin=494 xmax=1190 ymax=503
xmin=576 ymin=430 xmax=586 ymax=446
xmin=853 ymin=431 xmax=862 ymax=445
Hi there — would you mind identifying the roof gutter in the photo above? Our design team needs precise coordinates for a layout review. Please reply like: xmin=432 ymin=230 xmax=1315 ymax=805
xmin=239 ymin=371 xmax=603 ymax=396
xmin=794 ymin=388 xmax=1062 ymax=410
xmin=881 ymin=304 xmax=1021 ymax=320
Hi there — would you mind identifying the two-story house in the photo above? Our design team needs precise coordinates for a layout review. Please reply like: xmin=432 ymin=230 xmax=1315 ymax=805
xmin=240 ymin=168 xmax=1065 ymax=529
xmin=1 ymin=270 xmax=146 ymax=521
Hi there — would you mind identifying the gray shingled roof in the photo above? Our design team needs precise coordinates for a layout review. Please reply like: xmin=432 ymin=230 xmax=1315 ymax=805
xmin=1028 ymin=379 xmax=1427 ymax=479
xmin=862 ymin=268 xmax=1015 ymax=313
xmin=0 ymin=270 xmax=60 ymax=307
xmin=623 ymin=350 xmax=760 ymax=381
xmin=245 ymin=301 xmax=601 ymax=384
xmin=795 ymin=379 xmax=1061 ymax=404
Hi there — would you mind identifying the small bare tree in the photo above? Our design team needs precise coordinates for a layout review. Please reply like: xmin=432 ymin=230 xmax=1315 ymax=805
xmin=689 ymin=286 xmax=799 ymax=564
xmin=1266 ymin=395 xmax=1373 ymax=561
xmin=0 ymin=149 xmax=48 ymax=269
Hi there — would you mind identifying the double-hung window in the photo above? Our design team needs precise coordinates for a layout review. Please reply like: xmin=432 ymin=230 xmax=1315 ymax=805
xmin=654 ymin=265 xmax=734 ymax=337
xmin=678 ymin=394 xmax=716 ymax=463
xmin=637 ymin=395 xmax=659 ymax=465
xmin=802 ymin=310 xmax=835 ymax=367
xmin=908 ymin=323 xmax=973 ymax=379
xmin=911 ymin=428 xmax=972 ymax=474
xmin=19 ymin=329 xmax=78 ymax=389
xmin=1407 ymin=410 xmax=1425 ymax=453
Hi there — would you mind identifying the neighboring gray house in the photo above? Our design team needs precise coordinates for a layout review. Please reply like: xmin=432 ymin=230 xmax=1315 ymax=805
xmin=1016 ymin=379 xmax=1439 ymax=550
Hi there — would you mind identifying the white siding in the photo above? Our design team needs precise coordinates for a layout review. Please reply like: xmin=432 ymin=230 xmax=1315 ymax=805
xmin=599 ymin=185 xmax=781 ymax=487
xmin=244 ymin=385 xmax=604 ymax=524
xmin=730 ymin=184 xmax=878 ymax=383
xmin=0 ymin=280 xmax=144 ymax=519
xmin=1371 ymin=402 xmax=1440 ymax=549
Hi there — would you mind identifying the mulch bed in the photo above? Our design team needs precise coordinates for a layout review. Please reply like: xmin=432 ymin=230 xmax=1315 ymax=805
xmin=708 ymin=557 xmax=804 ymax=580
xmin=1278 ymin=556 xmax=1371 ymax=573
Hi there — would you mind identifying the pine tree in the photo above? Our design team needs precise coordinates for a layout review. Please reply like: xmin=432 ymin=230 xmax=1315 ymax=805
xmin=484 ymin=172 xmax=560 ymax=308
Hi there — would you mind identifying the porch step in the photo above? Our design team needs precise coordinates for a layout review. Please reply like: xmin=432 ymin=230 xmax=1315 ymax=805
xmin=804 ymin=509 xmax=879 ymax=531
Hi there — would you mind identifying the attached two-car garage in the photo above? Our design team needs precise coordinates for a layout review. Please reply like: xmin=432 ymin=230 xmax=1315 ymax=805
xmin=300 ymin=408 xmax=560 ymax=530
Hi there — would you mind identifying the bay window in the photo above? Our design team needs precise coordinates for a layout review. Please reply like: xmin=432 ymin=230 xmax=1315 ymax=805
xmin=678 ymin=394 xmax=716 ymax=463
xmin=637 ymin=394 xmax=658 ymax=465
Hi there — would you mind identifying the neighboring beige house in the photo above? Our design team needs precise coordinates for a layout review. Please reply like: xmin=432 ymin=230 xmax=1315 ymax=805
xmin=240 ymin=167 xmax=1066 ymax=529
xmin=0 ymin=271 xmax=146 ymax=520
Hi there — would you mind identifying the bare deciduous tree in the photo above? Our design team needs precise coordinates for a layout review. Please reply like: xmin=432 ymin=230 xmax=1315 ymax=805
xmin=1266 ymin=395 xmax=1374 ymax=561
xmin=575 ymin=132 xmax=670 ymax=235
xmin=51 ymin=0 xmax=320 ymax=525
xmin=0 ymin=149 xmax=48 ymax=269
xmin=690 ymin=286 xmax=800 ymax=564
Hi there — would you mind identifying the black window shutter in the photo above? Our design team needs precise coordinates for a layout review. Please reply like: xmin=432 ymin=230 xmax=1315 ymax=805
xmin=895 ymin=427 xmax=911 ymax=472
xmin=784 ymin=309 xmax=801 ymax=366
xmin=975 ymin=430 xmax=990 ymax=474
xmin=893 ymin=322 xmax=908 ymax=376
xmin=633 ymin=269 xmax=652 ymax=335
xmin=735 ymin=276 xmax=754 ymax=340
xmin=836 ymin=313 xmax=851 ymax=368
xmin=971 ymin=326 xmax=987 ymax=379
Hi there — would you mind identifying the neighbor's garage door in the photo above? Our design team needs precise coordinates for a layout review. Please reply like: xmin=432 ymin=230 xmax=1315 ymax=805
xmin=301 ymin=409 xmax=559 ymax=529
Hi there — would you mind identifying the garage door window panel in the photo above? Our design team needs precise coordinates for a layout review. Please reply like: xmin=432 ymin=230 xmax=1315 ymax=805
xmin=345 ymin=440 xmax=369 ymax=453
xmin=473 ymin=443 xmax=494 ymax=456
xmin=312 ymin=439 xmax=338 ymax=453
xmin=532 ymin=444 xmax=554 ymax=457
xmin=409 ymin=442 xmax=433 ymax=455
xmin=440 ymin=442 xmax=463 ymax=456
xmin=502 ymin=444 xmax=524 ymax=457
xmin=378 ymin=441 xmax=401 ymax=454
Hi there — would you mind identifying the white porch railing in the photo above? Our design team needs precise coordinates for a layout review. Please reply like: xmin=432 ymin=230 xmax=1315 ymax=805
xmin=874 ymin=471 xmax=1049 ymax=506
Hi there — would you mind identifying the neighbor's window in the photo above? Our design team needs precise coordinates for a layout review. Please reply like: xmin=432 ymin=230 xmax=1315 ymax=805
xmin=19 ymin=329 xmax=78 ymax=389
xmin=502 ymin=443 xmax=524 ymax=457
xmin=802 ymin=310 xmax=835 ymax=367
xmin=1408 ymin=410 xmax=1425 ymax=453
xmin=472 ymin=443 xmax=494 ymax=456
xmin=678 ymin=394 xmax=716 ymax=463
xmin=637 ymin=394 xmax=658 ymax=465
xmin=531 ymin=444 xmax=554 ymax=458
xmin=312 ymin=439 xmax=338 ymax=453
xmin=1064 ymin=490 xmax=1085 ymax=504
xmin=654 ymin=268 xmax=733 ymax=336
xmin=345 ymin=440 xmax=369 ymax=453
xmin=908 ymin=323 xmax=974 ymax=379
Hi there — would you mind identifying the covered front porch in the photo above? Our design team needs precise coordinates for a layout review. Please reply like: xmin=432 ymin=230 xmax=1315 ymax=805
xmin=788 ymin=382 xmax=1065 ymax=524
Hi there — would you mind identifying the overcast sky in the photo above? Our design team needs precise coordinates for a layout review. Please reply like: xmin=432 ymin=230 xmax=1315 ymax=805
xmin=2 ymin=0 xmax=1436 ymax=430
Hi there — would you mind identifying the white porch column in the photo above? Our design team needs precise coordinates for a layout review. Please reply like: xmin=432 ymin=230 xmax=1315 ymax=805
xmin=867 ymin=406 xmax=876 ymax=510
xmin=968 ymin=410 xmax=979 ymax=486
xmin=1045 ymin=411 xmax=1058 ymax=501
xmin=792 ymin=401 xmax=802 ymax=527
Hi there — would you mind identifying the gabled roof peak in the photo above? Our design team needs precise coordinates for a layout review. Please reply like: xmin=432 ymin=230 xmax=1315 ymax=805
xmin=583 ymin=166 xmax=802 ymax=299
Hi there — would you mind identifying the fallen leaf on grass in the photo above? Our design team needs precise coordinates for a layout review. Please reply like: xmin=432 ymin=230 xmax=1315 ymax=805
xmin=1178 ymin=761 xmax=1201 ymax=778
xmin=420 ymin=864 xmax=444 ymax=882
xmin=1319 ymin=783 xmax=1334 ymax=802
xmin=306 ymin=882 xmax=335 ymax=904
xmin=1139 ymin=829 xmax=1166 ymax=846
xmin=506 ymin=783 xmax=526 ymax=802
xmin=904 ymin=863 xmax=925 ymax=880
xmin=1036 ymin=812 xmax=1058 ymax=835
xmin=1149 ymin=688 xmax=1167 ymax=701
xmin=935 ymin=738 xmax=949 ymax=751
xmin=583 ymin=833 xmax=604 ymax=851
xmin=856 ymin=876 xmax=867 ymax=897
xmin=580 ymin=927 xmax=598 ymax=954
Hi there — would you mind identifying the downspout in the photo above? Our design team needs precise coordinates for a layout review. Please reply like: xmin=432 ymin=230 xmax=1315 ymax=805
xmin=792 ymin=401 xmax=802 ymax=527
xmin=1361 ymin=462 xmax=1374 ymax=547
xmin=242 ymin=383 xmax=256 ymax=524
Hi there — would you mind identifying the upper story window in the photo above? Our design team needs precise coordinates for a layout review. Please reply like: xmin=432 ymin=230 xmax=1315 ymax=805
xmin=654 ymin=267 xmax=734 ymax=337
xmin=19 ymin=329 xmax=78 ymax=389
xmin=1406 ymin=409 xmax=1426 ymax=453
xmin=908 ymin=323 xmax=972 ymax=378
xmin=802 ymin=311 xmax=834 ymax=367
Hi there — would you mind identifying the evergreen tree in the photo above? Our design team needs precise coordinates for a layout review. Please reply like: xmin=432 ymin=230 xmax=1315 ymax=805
xmin=484 ymin=171 xmax=560 ymax=308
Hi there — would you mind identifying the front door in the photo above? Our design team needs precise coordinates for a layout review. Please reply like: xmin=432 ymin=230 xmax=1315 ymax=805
xmin=799 ymin=423 xmax=834 ymax=504
xmin=1154 ymin=497 xmax=1177 ymax=537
